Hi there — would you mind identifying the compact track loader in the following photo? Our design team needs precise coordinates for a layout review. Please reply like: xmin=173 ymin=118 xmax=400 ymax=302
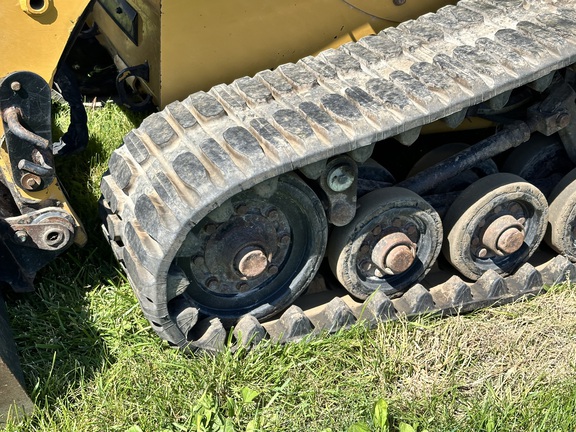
xmin=3 ymin=0 xmax=576 ymax=418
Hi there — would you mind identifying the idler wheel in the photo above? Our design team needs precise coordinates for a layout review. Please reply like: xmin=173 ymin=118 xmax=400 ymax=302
xmin=171 ymin=174 xmax=327 ymax=324
xmin=328 ymin=187 xmax=443 ymax=299
xmin=443 ymin=173 xmax=548 ymax=280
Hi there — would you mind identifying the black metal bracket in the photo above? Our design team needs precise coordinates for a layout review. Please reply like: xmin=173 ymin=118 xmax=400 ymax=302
xmin=115 ymin=62 xmax=153 ymax=111
xmin=0 ymin=71 xmax=55 ymax=192
xmin=97 ymin=0 xmax=139 ymax=45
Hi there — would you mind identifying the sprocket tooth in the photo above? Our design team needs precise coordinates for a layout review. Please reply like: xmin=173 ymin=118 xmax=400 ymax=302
xmin=392 ymin=284 xmax=435 ymax=315
xmin=233 ymin=315 xmax=267 ymax=347
xmin=430 ymin=275 xmax=473 ymax=309
xmin=540 ymin=255 xmax=576 ymax=286
xmin=186 ymin=318 xmax=227 ymax=353
xmin=471 ymin=270 xmax=507 ymax=300
xmin=314 ymin=297 xmax=356 ymax=333
xmin=276 ymin=306 xmax=314 ymax=343
xmin=361 ymin=289 xmax=396 ymax=324
xmin=505 ymin=263 xmax=543 ymax=295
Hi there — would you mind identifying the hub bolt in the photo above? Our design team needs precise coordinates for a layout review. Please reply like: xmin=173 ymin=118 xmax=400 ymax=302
xmin=327 ymin=164 xmax=355 ymax=192
xmin=14 ymin=230 xmax=28 ymax=243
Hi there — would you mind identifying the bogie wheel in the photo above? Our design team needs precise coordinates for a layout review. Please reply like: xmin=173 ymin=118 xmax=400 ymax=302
xmin=546 ymin=168 xmax=576 ymax=261
xmin=443 ymin=173 xmax=548 ymax=280
xmin=170 ymin=173 xmax=328 ymax=325
xmin=328 ymin=187 xmax=443 ymax=299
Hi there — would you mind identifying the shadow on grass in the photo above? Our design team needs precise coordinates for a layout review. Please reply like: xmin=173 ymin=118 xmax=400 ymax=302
xmin=4 ymin=102 xmax=147 ymax=410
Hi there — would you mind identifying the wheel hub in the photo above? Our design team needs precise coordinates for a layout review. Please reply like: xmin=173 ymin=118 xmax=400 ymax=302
xmin=371 ymin=231 xmax=416 ymax=275
xmin=235 ymin=247 xmax=269 ymax=278
xmin=481 ymin=214 xmax=525 ymax=256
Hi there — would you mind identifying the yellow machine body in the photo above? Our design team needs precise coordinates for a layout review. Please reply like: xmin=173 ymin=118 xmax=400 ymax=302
xmin=92 ymin=0 xmax=455 ymax=108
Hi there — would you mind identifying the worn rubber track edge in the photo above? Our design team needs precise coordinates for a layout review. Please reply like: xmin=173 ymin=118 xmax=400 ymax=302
xmin=100 ymin=0 xmax=576 ymax=349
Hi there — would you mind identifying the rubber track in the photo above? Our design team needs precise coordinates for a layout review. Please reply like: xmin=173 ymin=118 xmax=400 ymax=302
xmin=100 ymin=0 xmax=576 ymax=350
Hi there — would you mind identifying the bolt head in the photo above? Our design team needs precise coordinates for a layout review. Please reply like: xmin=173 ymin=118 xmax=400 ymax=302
xmin=10 ymin=81 xmax=21 ymax=92
xmin=14 ymin=230 xmax=27 ymax=243
xmin=327 ymin=164 xmax=355 ymax=192
xmin=393 ymin=0 xmax=406 ymax=5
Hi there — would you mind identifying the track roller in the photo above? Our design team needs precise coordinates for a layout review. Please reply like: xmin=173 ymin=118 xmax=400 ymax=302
xmin=546 ymin=168 xmax=576 ymax=261
xmin=328 ymin=187 xmax=443 ymax=299
xmin=443 ymin=173 xmax=548 ymax=280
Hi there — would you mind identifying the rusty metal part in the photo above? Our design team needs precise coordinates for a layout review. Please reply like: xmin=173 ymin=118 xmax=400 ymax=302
xmin=7 ymin=212 xmax=75 ymax=251
xmin=371 ymin=232 xmax=416 ymax=275
xmin=235 ymin=247 xmax=269 ymax=278
xmin=481 ymin=215 xmax=525 ymax=256
xmin=0 ymin=72 xmax=55 ymax=192
xmin=2 ymin=107 xmax=49 ymax=151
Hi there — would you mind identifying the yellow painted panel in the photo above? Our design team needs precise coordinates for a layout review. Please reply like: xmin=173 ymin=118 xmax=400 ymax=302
xmin=159 ymin=0 xmax=455 ymax=108
xmin=0 ymin=0 xmax=91 ymax=84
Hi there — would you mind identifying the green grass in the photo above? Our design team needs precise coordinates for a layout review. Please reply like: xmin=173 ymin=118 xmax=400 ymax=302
xmin=3 ymin=103 xmax=576 ymax=431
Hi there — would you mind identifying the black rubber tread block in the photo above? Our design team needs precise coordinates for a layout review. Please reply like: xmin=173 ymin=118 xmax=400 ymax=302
xmin=298 ymin=101 xmax=348 ymax=146
xmin=471 ymin=270 xmax=507 ymax=300
xmin=516 ymin=22 xmax=567 ymax=56
xmin=278 ymin=63 xmax=318 ymax=91
xmin=426 ymin=4 xmax=484 ymax=31
xmin=476 ymin=36 xmax=533 ymax=75
xmin=165 ymin=101 xmax=198 ymax=129
xmin=505 ymin=263 xmax=543 ymax=295
xmin=233 ymin=315 xmax=266 ymax=347
xmin=185 ymin=91 xmax=226 ymax=122
xmin=312 ymin=297 xmax=356 ymax=333
xmin=342 ymin=42 xmax=384 ymax=68
xmin=108 ymin=151 xmax=138 ymax=192
xmin=429 ymin=275 xmax=473 ymax=310
xmin=540 ymin=255 xmax=576 ymax=286
xmin=359 ymin=289 xmax=396 ymax=324
xmin=344 ymin=86 xmax=391 ymax=131
xmin=275 ymin=305 xmax=314 ymax=343
xmin=389 ymin=70 xmax=438 ymax=108
xmin=299 ymin=56 xmax=338 ymax=83
xmin=256 ymin=69 xmax=294 ymax=96
xmin=392 ymin=284 xmax=435 ymax=315
xmin=187 ymin=318 xmax=227 ymax=353
xmin=248 ymin=117 xmax=299 ymax=161
xmin=122 ymin=130 xmax=150 ymax=164
xmin=139 ymin=113 xmax=177 ymax=148
xmin=358 ymin=34 xmax=403 ymax=62
xmin=234 ymin=77 xmax=273 ymax=107
xmin=170 ymin=302 xmax=200 ymax=343
xmin=432 ymin=53 xmax=486 ymax=94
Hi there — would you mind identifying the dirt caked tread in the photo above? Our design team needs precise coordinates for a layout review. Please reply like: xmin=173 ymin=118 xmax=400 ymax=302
xmin=100 ymin=0 xmax=576 ymax=349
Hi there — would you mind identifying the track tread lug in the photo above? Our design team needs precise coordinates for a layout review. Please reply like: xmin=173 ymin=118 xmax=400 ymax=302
xmin=361 ymin=289 xmax=396 ymax=324
xmin=540 ymin=255 xmax=576 ymax=286
xmin=505 ymin=263 xmax=543 ymax=295
xmin=392 ymin=284 xmax=435 ymax=315
xmin=471 ymin=269 xmax=507 ymax=300
xmin=314 ymin=297 xmax=356 ymax=333
xmin=430 ymin=275 xmax=473 ymax=309
xmin=233 ymin=315 xmax=267 ymax=347
xmin=276 ymin=305 xmax=314 ymax=343
xmin=187 ymin=318 xmax=227 ymax=353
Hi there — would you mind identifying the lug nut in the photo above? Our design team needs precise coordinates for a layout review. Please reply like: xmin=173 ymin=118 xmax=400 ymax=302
xmin=237 ymin=282 xmax=250 ymax=293
xmin=207 ymin=278 xmax=220 ymax=290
